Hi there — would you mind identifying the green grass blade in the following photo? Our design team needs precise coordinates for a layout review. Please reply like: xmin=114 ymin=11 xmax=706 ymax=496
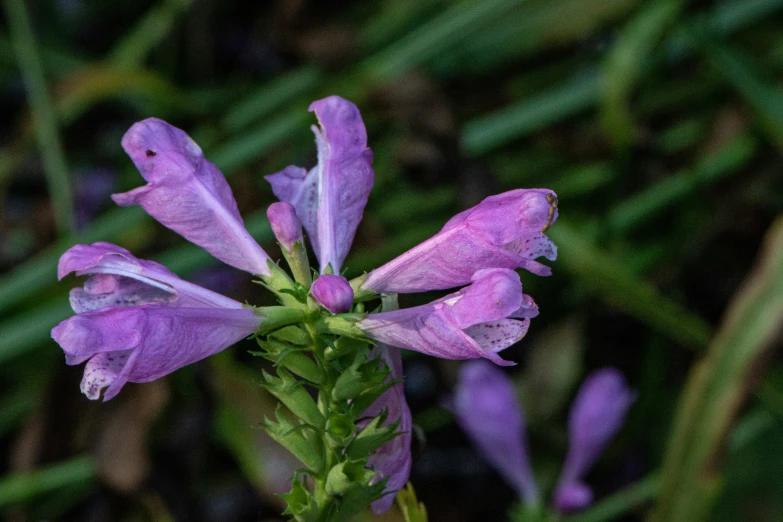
xmin=568 ymin=474 xmax=660 ymax=522
xmin=462 ymin=71 xmax=599 ymax=157
xmin=0 ymin=455 xmax=95 ymax=507
xmin=548 ymin=220 xmax=713 ymax=350
xmin=601 ymin=0 xmax=684 ymax=149
xmin=607 ymin=133 xmax=757 ymax=233
xmin=108 ymin=0 xmax=195 ymax=69
xmin=3 ymin=0 xmax=75 ymax=235
xmin=650 ymin=215 xmax=783 ymax=522
xmin=361 ymin=0 xmax=526 ymax=80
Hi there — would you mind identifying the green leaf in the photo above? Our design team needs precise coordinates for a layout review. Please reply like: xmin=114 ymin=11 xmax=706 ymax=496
xmin=281 ymin=475 xmax=319 ymax=522
xmin=262 ymin=406 xmax=324 ymax=473
xmin=396 ymin=483 xmax=429 ymax=522
xmin=651 ymin=215 xmax=783 ymax=522
xmin=332 ymin=350 xmax=390 ymax=403
xmin=261 ymin=369 xmax=325 ymax=430
xmin=257 ymin=339 xmax=325 ymax=386
xmin=345 ymin=413 xmax=400 ymax=461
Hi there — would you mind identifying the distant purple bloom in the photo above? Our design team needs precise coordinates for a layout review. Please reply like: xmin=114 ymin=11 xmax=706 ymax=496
xmin=358 ymin=269 xmax=538 ymax=366
xmin=74 ymin=168 xmax=115 ymax=229
xmin=454 ymin=361 xmax=539 ymax=504
xmin=364 ymin=345 xmax=412 ymax=514
xmin=266 ymin=96 xmax=374 ymax=274
xmin=310 ymin=274 xmax=354 ymax=314
xmin=363 ymin=189 xmax=558 ymax=293
xmin=113 ymin=118 xmax=271 ymax=275
xmin=554 ymin=368 xmax=635 ymax=513
xmin=267 ymin=201 xmax=304 ymax=252
xmin=52 ymin=242 xmax=262 ymax=401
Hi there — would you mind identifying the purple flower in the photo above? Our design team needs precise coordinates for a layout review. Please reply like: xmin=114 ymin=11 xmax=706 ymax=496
xmin=454 ymin=361 xmax=539 ymax=504
xmin=310 ymin=274 xmax=354 ymax=314
xmin=113 ymin=118 xmax=271 ymax=275
xmin=363 ymin=189 xmax=558 ymax=293
xmin=358 ymin=269 xmax=538 ymax=366
xmin=554 ymin=368 xmax=635 ymax=513
xmin=364 ymin=345 xmax=412 ymax=514
xmin=266 ymin=96 xmax=374 ymax=274
xmin=453 ymin=364 xmax=633 ymax=512
xmin=52 ymin=242 xmax=262 ymax=401
xmin=267 ymin=201 xmax=304 ymax=252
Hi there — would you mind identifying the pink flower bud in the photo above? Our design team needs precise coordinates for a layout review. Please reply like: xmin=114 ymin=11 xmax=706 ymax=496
xmin=310 ymin=274 xmax=354 ymax=313
xmin=267 ymin=202 xmax=303 ymax=252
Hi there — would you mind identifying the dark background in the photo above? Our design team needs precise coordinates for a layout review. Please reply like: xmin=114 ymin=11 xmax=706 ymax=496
xmin=1 ymin=0 xmax=782 ymax=521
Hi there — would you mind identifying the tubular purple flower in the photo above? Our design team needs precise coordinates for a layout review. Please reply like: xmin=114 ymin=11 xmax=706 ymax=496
xmin=357 ymin=269 xmax=538 ymax=366
xmin=113 ymin=118 xmax=271 ymax=275
xmin=363 ymin=189 xmax=558 ymax=293
xmin=267 ymin=202 xmax=304 ymax=252
xmin=310 ymin=274 xmax=354 ymax=314
xmin=454 ymin=361 xmax=539 ymax=505
xmin=52 ymin=242 xmax=262 ymax=401
xmin=363 ymin=345 xmax=412 ymax=514
xmin=266 ymin=95 xmax=374 ymax=274
xmin=553 ymin=368 xmax=635 ymax=513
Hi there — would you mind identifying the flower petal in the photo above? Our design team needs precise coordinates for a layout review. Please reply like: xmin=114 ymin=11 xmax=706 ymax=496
xmin=454 ymin=361 xmax=539 ymax=504
xmin=358 ymin=270 xmax=527 ymax=365
xmin=60 ymin=242 xmax=243 ymax=311
xmin=113 ymin=118 xmax=270 ymax=275
xmin=52 ymin=306 xmax=262 ymax=401
xmin=267 ymin=96 xmax=373 ymax=273
xmin=364 ymin=345 xmax=412 ymax=514
xmin=363 ymin=189 xmax=558 ymax=293
xmin=555 ymin=368 xmax=635 ymax=509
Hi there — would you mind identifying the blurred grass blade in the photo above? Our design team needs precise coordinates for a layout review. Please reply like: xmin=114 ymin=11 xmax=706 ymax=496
xmin=650 ymin=215 xmax=783 ymax=522
xmin=694 ymin=34 xmax=783 ymax=152
xmin=601 ymin=0 xmax=683 ymax=149
xmin=361 ymin=0 xmax=525 ymax=80
xmin=0 ymin=455 xmax=95 ymax=507
xmin=4 ymin=0 xmax=75 ymax=235
xmin=221 ymin=67 xmax=321 ymax=132
xmin=462 ymin=71 xmax=599 ymax=157
xmin=548 ymin=220 xmax=712 ymax=349
xmin=108 ymin=0 xmax=195 ymax=69
xmin=568 ymin=473 xmax=660 ymax=522
xmin=607 ymin=132 xmax=757 ymax=233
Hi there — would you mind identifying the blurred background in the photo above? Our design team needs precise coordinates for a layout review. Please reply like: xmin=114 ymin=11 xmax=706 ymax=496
xmin=1 ymin=0 xmax=783 ymax=520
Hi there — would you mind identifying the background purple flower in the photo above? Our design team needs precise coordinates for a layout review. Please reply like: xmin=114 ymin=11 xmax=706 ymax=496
xmin=454 ymin=360 xmax=539 ymax=505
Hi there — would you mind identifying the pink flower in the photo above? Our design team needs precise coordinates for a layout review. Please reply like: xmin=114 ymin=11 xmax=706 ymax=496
xmin=364 ymin=346 xmax=413 ymax=514
xmin=113 ymin=118 xmax=271 ymax=275
xmin=363 ymin=189 xmax=558 ymax=293
xmin=266 ymin=96 xmax=374 ymax=274
xmin=358 ymin=269 xmax=538 ymax=366
xmin=52 ymin=243 xmax=261 ymax=401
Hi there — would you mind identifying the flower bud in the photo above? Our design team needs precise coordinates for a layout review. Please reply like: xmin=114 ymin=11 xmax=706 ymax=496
xmin=311 ymin=274 xmax=354 ymax=314
xmin=267 ymin=202 xmax=303 ymax=252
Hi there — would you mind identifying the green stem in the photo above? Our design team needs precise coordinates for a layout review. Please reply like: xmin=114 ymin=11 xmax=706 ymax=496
xmin=4 ymin=0 xmax=75 ymax=236
xmin=568 ymin=473 xmax=660 ymax=522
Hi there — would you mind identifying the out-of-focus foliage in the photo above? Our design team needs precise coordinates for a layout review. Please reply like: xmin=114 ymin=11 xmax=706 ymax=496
xmin=1 ymin=0 xmax=782 ymax=520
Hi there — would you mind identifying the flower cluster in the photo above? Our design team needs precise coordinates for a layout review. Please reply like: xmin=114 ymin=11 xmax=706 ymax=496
xmin=51 ymin=95 xmax=559 ymax=518
xmin=454 ymin=361 xmax=635 ymax=514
